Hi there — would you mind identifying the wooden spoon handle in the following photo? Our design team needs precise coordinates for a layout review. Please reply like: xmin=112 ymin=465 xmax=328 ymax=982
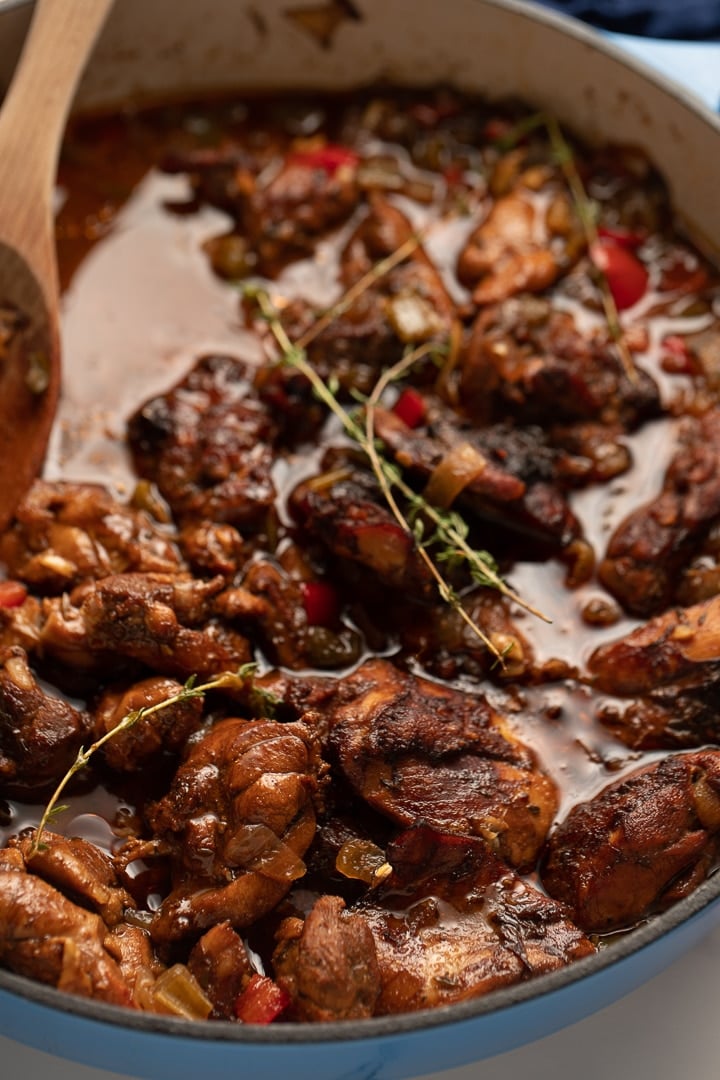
xmin=0 ymin=0 xmax=113 ymax=281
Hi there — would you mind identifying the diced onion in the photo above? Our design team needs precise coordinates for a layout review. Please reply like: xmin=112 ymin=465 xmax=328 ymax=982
xmin=335 ymin=838 xmax=392 ymax=885
xmin=146 ymin=964 xmax=213 ymax=1020
xmin=423 ymin=442 xmax=488 ymax=509
xmin=386 ymin=289 xmax=443 ymax=344
xmin=224 ymin=823 xmax=306 ymax=883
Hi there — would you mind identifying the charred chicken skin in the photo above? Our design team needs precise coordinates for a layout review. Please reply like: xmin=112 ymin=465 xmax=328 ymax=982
xmin=542 ymin=750 xmax=720 ymax=931
xmin=327 ymin=659 xmax=558 ymax=870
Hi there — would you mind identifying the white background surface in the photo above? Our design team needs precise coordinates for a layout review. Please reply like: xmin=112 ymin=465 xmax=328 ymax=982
xmin=2 ymin=920 xmax=720 ymax=1079
xmin=2 ymin=26 xmax=719 ymax=1080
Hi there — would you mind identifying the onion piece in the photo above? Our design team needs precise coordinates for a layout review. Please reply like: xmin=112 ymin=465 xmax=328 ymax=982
xmin=335 ymin=838 xmax=392 ymax=885
xmin=423 ymin=442 xmax=489 ymax=509
xmin=147 ymin=964 xmax=213 ymax=1020
xmin=386 ymin=289 xmax=443 ymax=343
xmin=224 ymin=823 xmax=307 ymax=883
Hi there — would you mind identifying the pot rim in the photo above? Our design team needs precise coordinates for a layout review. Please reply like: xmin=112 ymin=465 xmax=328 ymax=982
xmin=1 ymin=867 xmax=718 ymax=1044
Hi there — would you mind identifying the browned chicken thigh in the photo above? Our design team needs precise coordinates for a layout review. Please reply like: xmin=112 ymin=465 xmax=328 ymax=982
xmin=542 ymin=750 xmax=720 ymax=930
xmin=0 ymin=645 xmax=92 ymax=792
xmin=327 ymin=659 xmax=557 ymax=869
xmin=147 ymin=715 xmax=324 ymax=942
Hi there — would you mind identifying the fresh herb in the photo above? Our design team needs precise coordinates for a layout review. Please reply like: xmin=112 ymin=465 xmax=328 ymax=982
xmin=236 ymin=660 xmax=282 ymax=717
xmin=31 ymin=668 xmax=250 ymax=857
xmin=489 ymin=111 xmax=639 ymax=384
xmin=247 ymin=287 xmax=549 ymax=665
xmin=544 ymin=115 xmax=639 ymax=384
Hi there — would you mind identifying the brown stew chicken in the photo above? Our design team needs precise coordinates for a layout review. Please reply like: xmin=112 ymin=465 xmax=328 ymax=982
xmin=1 ymin=88 xmax=720 ymax=1024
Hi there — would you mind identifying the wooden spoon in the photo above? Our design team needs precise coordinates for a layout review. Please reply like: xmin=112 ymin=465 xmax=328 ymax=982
xmin=0 ymin=0 xmax=114 ymax=533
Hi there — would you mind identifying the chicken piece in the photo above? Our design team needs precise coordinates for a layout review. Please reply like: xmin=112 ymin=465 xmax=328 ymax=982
xmin=588 ymin=595 xmax=720 ymax=748
xmin=240 ymin=557 xmax=363 ymax=671
xmin=41 ymin=572 xmax=251 ymax=678
xmin=92 ymin=676 xmax=205 ymax=772
xmin=677 ymin=519 xmax=720 ymax=608
xmin=372 ymin=403 xmax=581 ymax=550
xmin=160 ymin=138 xmax=273 ymax=215
xmin=163 ymin=134 xmax=357 ymax=279
xmin=0 ymin=847 xmax=25 ymax=872
xmin=178 ymin=521 xmax=247 ymax=579
xmin=0 ymin=481 xmax=180 ymax=594
xmin=127 ymin=354 xmax=278 ymax=529
xmin=289 ymin=473 xmax=435 ymax=600
xmin=240 ymin=148 xmax=361 ymax=276
xmin=328 ymin=659 xmax=557 ymax=869
xmin=550 ymin=420 xmax=633 ymax=486
xmin=460 ymin=300 xmax=659 ymax=430
xmin=12 ymin=832 xmax=133 ymax=927
xmin=597 ymin=690 xmax=720 ymax=751
xmin=0 ymin=594 xmax=43 ymax=655
xmin=105 ymin=923 xmax=165 ymax=993
xmin=458 ymin=191 xmax=563 ymax=305
xmin=0 ymin=869 xmax=133 ymax=1006
xmin=0 ymin=646 xmax=93 ymax=792
xmin=254 ymin=363 xmax=327 ymax=448
xmin=588 ymin=594 xmax=720 ymax=697
xmin=395 ymin=585 xmax=534 ymax=682
xmin=599 ymin=409 xmax=720 ymax=617
xmin=542 ymin=750 xmax=720 ymax=931
xmin=274 ymin=895 xmax=381 ymax=1021
xmin=281 ymin=194 xmax=455 ymax=396
xmin=188 ymin=921 xmax=256 ymax=1018
xmin=147 ymin=715 xmax=323 ymax=941
xmin=336 ymin=826 xmax=593 ymax=1015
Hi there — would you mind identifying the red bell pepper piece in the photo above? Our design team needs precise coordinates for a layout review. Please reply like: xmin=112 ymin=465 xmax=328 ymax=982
xmin=590 ymin=237 xmax=648 ymax=311
xmin=0 ymin=581 xmax=27 ymax=608
xmin=235 ymin=974 xmax=290 ymax=1024
xmin=302 ymin=580 xmax=339 ymax=627
xmin=288 ymin=144 xmax=359 ymax=175
xmin=392 ymin=387 xmax=426 ymax=429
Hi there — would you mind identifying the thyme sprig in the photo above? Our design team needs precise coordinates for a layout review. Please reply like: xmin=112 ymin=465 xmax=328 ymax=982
xmin=30 ymin=667 xmax=251 ymax=857
xmin=490 ymin=111 xmax=639 ymax=384
xmin=364 ymin=346 xmax=549 ymax=619
xmin=248 ymin=286 xmax=549 ymax=664
xmin=544 ymin=116 xmax=638 ymax=384
xmin=296 ymin=233 xmax=421 ymax=351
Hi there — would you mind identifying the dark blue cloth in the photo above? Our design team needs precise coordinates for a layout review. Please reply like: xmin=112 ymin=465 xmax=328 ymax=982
xmin=537 ymin=0 xmax=720 ymax=39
